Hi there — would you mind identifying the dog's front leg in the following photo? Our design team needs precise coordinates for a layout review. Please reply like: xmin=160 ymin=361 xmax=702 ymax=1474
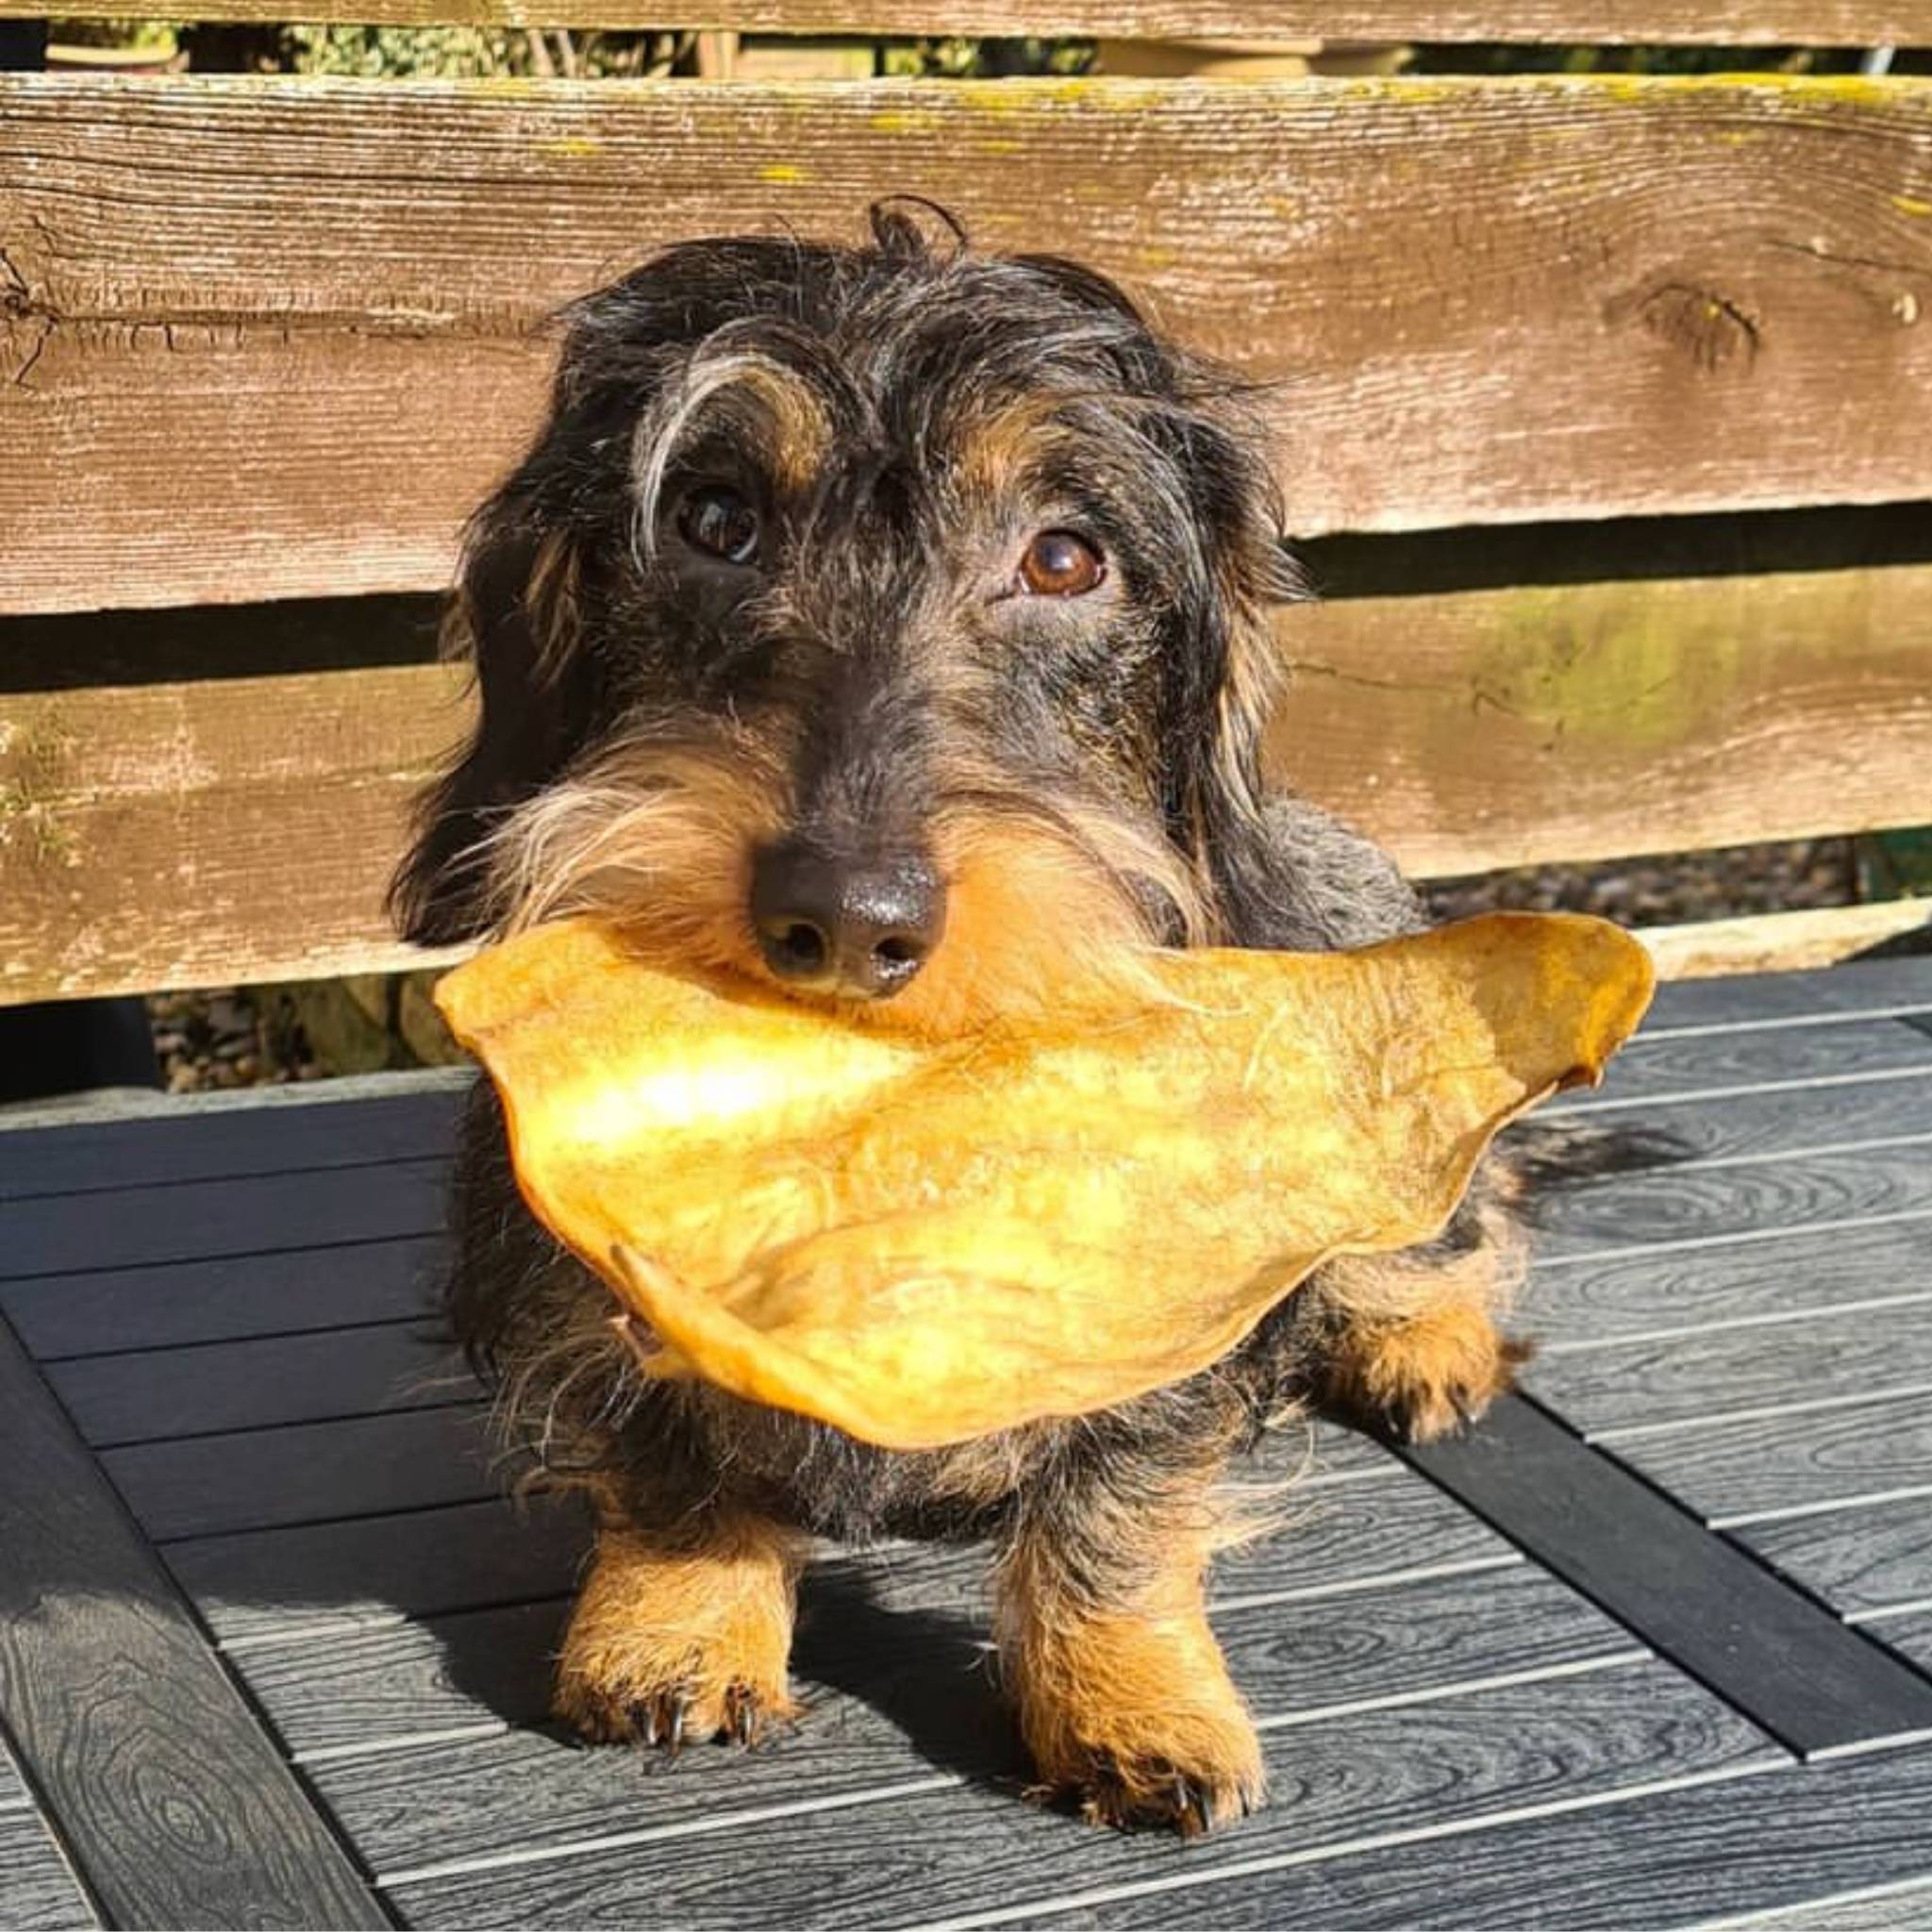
xmin=554 ymin=1507 xmax=805 ymax=1749
xmin=994 ymin=1469 xmax=1263 ymax=1835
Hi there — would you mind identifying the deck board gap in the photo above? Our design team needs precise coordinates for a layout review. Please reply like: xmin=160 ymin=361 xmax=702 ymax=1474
xmin=1592 ymin=1382 xmax=1932 ymax=1445
xmin=1253 ymin=1648 xmax=1652 ymax=1732
xmin=1535 ymin=1293 xmax=1932 ymax=1354
xmin=1637 ymin=1005 xmax=1932 ymax=1043
xmin=375 ymin=1772 xmax=967 ymax=1889
xmin=1535 ymin=1207 xmax=1932 ymax=1270
xmin=1562 ymin=1066 xmax=1932 ymax=1115
xmin=1713 ymin=1484 xmax=1932 ymax=1530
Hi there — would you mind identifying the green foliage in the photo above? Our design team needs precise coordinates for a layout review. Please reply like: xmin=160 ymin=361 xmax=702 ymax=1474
xmin=46 ymin=15 xmax=176 ymax=51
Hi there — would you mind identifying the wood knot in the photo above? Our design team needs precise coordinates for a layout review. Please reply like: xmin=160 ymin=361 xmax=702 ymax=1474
xmin=1614 ymin=281 xmax=1761 ymax=373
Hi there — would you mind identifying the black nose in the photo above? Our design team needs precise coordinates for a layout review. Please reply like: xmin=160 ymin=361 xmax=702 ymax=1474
xmin=750 ymin=841 xmax=945 ymax=1000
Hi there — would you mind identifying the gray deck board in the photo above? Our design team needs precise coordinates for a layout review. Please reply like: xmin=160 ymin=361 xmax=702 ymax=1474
xmin=1525 ymin=1303 xmax=1932 ymax=1438
xmin=242 ymin=1544 xmax=1590 ymax=1771
xmin=1606 ymin=1391 xmax=1932 ymax=1527
xmin=166 ymin=1439 xmax=1450 ymax=1655
xmin=4 ymin=958 xmax=1928 ymax=1929
xmin=321 ymin=1564 xmax=1641 ymax=1883
xmin=384 ymin=1662 xmax=1775 ymax=1924
xmin=2 ymin=1160 xmax=448 ymax=1278
xmin=45 ymin=1322 xmax=472 ymax=1447
xmin=1740 ymin=1499 xmax=1932 ymax=1620
xmin=1867 ymin=1609 xmax=1932 ymax=1673
xmin=165 ymin=1494 xmax=593 ymax=1646
xmin=106 ymin=1404 xmax=500 ymax=1541
xmin=0 ymin=1810 xmax=95 ymax=1931
xmin=0 ymin=1315 xmax=386 ymax=1928
xmin=1644 ymin=958 xmax=1932 ymax=1028
xmin=1520 ymin=1218 xmax=1932 ymax=1352
xmin=1550 ymin=1016 xmax=1932 ymax=1110
xmin=1402 ymin=1396 xmax=1932 ymax=1757
xmin=0 ymin=1086 xmax=466 ymax=1203
xmin=0 ymin=1236 xmax=441 ymax=1359
xmin=1524 ymin=1072 xmax=1932 ymax=1166
xmin=1002 ymin=1744 xmax=1932 ymax=1932
xmin=1525 ymin=1145 xmax=1932 ymax=1259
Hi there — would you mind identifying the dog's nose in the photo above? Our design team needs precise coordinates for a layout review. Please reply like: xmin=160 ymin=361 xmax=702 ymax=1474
xmin=750 ymin=841 xmax=945 ymax=1000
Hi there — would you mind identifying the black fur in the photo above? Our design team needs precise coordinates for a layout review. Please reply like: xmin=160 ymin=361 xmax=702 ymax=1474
xmin=402 ymin=204 xmax=1473 ymax=1584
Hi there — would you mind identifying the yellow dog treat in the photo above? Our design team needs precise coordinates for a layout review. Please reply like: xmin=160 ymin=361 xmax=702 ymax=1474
xmin=436 ymin=911 xmax=1652 ymax=1451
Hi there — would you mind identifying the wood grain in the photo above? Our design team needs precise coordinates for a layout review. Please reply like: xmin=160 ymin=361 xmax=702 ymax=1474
xmin=1645 ymin=951 xmax=1932 ymax=1030
xmin=1406 ymin=1394 xmax=1932 ymax=1758
xmin=1642 ymin=899 xmax=1932 ymax=982
xmin=1556 ymin=1016 xmax=1932 ymax=1111
xmin=1524 ymin=1217 xmax=1932 ymax=1352
xmin=0 ymin=1810 xmax=94 ymax=1932
xmin=0 ymin=1314 xmax=388 ymax=1928
xmin=1740 ymin=1496 xmax=1932 ymax=1618
xmin=0 ymin=1160 xmax=447 ymax=1279
xmin=5 ymin=0 xmax=1930 ymax=42
xmin=45 ymin=1322 xmax=473 ymax=1447
xmin=1527 ymin=1301 xmax=1932 ymax=1438
xmin=1609 ymin=1390 xmax=1932 ymax=1526
xmin=104 ymin=1403 xmax=499 ymax=1541
xmin=8 ymin=559 xmax=1932 ymax=1005
xmin=6 ymin=75 xmax=1932 ymax=614
xmin=1529 ymin=1143 xmax=1932 ymax=1259
xmin=387 ymin=1663 xmax=1773 ymax=1920
xmin=1274 ymin=568 xmax=1932 ymax=879
xmin=1057 ymin=1740 xmax=1932 ymax=1931
xmin=316 ymin=1565 xmax=1637 ymax=1881
xmin=1528 ymin=1068 xmax=1932 ymax=1166
xmin=0 ymin=668 xmax=460 ymax=1003
xmin=0 ymin=1236 xmax=444 ymax=1359
xmin=1872 ymin=1608 xmax=1932 ymax=1674
xmin=164 ymin=1494 xmax=592 ymax=1645
xmin=236 ymin=1503 xmax=1526 ymax=1763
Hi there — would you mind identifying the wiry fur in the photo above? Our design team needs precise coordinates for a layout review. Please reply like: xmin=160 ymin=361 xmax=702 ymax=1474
xmin=396 ymin=204 xmax=1523 ymax=1833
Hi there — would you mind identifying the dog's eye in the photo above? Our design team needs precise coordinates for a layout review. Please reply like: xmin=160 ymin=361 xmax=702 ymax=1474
xmin=676 ymin=485 xmax=760 ymax=566
xmin=1017 ymin=530 xmax=1106 ymax=599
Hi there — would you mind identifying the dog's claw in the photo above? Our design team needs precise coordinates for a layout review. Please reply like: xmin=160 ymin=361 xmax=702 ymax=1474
xmin=725 ymin=1684 xmax=758 ymax=1747
xmin=1185 ymin=1778 xmax=1213 ymax=1839
xmin=627 ymin=1697 xmax=659 ymax=1747
xmin=666 ymin=1695 xmax=689 ymax=1755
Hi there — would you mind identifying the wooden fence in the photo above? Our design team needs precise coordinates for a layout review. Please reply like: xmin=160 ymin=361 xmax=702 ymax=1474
xmin=3 ymin=8 xmax=1931 ymax=1004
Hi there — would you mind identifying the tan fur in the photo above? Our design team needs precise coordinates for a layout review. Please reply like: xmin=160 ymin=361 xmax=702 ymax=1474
xmin=483 ymin=733 xmax=789 ymax=970
xmin=871 ymin=804 xmax=1207 ymax=1042
xmin=996 ymin=1515 xmax=1263 ymax=1835
xmin=1313 ymin=1207 xmax=1531 ymax=1441
xmin=554 ymin=1513 xmax=807 ymax=1747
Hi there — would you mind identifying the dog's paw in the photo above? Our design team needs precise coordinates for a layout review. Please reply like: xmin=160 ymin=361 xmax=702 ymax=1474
xmin=1328 ymin=1301 xmax=1530 ymax=1443
xmin=1009 ymin=1606 xmax=1264 ymax=1836
xmin=553 ymin=1524 xmax=799 ymax=1752
xmin=1028 ymin=1689 xmax=1265 ymax=1837
xmin=556 ymin=1662 xmax=791 ymax=1751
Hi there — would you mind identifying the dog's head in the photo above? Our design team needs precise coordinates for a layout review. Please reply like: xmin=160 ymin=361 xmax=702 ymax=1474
xmin=393 ymin=203 xmax=1302 ymax=1037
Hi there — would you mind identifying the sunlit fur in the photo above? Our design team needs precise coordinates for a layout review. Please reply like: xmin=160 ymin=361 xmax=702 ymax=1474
xmin=393 ymin=204 xmax=1530 ymax=1834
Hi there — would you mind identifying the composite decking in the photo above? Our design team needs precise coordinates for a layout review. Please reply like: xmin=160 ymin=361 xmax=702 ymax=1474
xmin=3 ymin=955 xmax=1932 ymax=1928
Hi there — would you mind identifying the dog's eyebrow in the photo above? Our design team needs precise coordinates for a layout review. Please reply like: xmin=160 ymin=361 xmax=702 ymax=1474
xmin=629 ymin=349 xmax=832 ymax=557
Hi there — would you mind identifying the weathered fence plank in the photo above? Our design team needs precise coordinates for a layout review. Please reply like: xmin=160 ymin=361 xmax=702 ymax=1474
xmin=4 ymin=562 xmax=1927 ymax=1003
xmin=5 ymin=1 xmax=1930 ymax=44
xmin=5 ymin=74 xmax=1932 ymax=612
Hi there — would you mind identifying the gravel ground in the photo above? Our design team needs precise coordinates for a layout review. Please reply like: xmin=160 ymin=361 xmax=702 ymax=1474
xmin=146 ymin=836 xmax=1866 ymax=1091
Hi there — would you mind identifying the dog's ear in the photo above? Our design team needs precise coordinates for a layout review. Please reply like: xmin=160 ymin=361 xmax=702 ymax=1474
xmin=1154 ymin=399 xmax=1307 ymax=927
xmin=389 ymin=493 xmax=604 ymax=945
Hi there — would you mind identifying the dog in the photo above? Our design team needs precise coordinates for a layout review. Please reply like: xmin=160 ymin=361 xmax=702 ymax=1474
xmin=391 ymin=201 xmax=1526 ymax=1836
